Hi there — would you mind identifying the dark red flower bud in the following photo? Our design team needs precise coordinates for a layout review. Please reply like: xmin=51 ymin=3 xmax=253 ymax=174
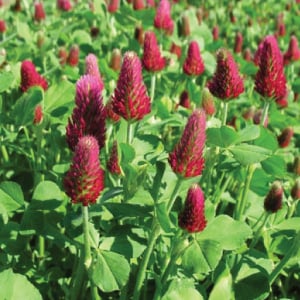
xmin=57 ymin=0 xmax=72 ymax=11
xmin=278 ymin=127 xmax=294 ymax=148
xmin=178 ymin=184 xmax=207 ymax=233
xmin=169 ymin=109 xmax=206 ymax=178
xmin=253 ymin=109 xmax=268 ymax=127
xmin=110 ymin=48 xmax=122 ymax=72
xmin=234 ymin=32 xmax=243 ymax=54
xmin=64 ymin=136 xmax=104 ymax=206
xmin=177 ymin=90 xmax=191 ymax=109
xmin=12 ymin=0 xmax=21 ymax=11
xmin=107 ymin=140 xmax=122 ymax=175
xmin=133 ymin=0 xmax=144 ymax=10
xmin=229 ymin=10 xmax=236 ymax=23
xmin=34 ymin=2 xmax=46 ymax=22
xmin=196 ymin=8 xmax=203 ymax=25
xmin=112 ymin=51 xmax=151 ymax=121
xmin=107 ymin=0 xmax=119 ymax=13
xmin=146 ymin=0 xmax=155 ymax=7
xmin=201 ymin=88 xmax=215 ymax=116
xmin=85 ymin=53 xmax=104 ymax=92
xmin=20 ymin=60 xmax=48 ymax=92
xmin=170 ymin=42 xmax=182 ymax=59
xmin=66 ymin=75 xmax=106 ymax=151
xmin=208 ymin=49 xmax=244 ymax=100
xmin=154 ymin=0 xmax=174 ymax=35
xmin=254 ymin=35 xmax=287 ymax=101
xmin=183 ymin=41 xmax=205 ymax=76
xmin=291 ymin=179 xmax=300 ymax=200
xmin=277 ymin=22 xmax=286 ymax=37
xmin=0 ymin=20 xmax=6 ymax=33
xmin=212 ymin=25 xmax=219 ymax=41
xmin=142 ymin=31 xmax=166 ymax=72
xmin=293 ymin=156 xmax=300 ymax=175
xmin=284 ymin=35 xmax=300 ymax=65
xmin=180 ymin=14 xmax=190 ymax=37
xmin=90 ymin=26 xmax=100 ymax=38
xmin=264 ymin=181 xmax=283 ymax=213
xmin=67 ymin=45 xmax=80 ymax=67
xmin=58 ymin=47 xmax=68 ymax=66
xmin=242 ymin=106 xmax=255 ymax=120
xmin=134 ymin=25 xmax=144 ymax=45
xmin=243 ymin=48 xmax=252 ymax=62
xmin=33 ymin=105 xmax=43 ymax=125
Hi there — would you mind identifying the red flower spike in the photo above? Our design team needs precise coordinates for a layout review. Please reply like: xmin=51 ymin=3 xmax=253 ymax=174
xmin=20 ymin=60 xmax=48 ymax=92
xmin=66 ymin=75 xmax=106 ymax=151
xmin=133 ymin=0 xmax=144 ymax=10
xmin=85 ymin=53 xmax=104 ymax=92
xmin=291 ymin=179 xmax=300 ymax=200
xmin=178 ymin=184 xmax=207 ymax=233
xmin=58 ymin=47 xmax=68 ymax=66
xmin=107 ymin=140 xmax=122 ymax=175
xmin=64 ymin=136 xmax=104 ymax=206
xmin=212 ymin=25 xmax=219 ymax=41
xmin=264 ymin=181 xmax=283 ymax=213
xmin=284 ymin=35 xmax=300 ymax=65
xmin=110 ymin=48 xmax=122 ymax=72
xmin=146 ymin=0 xmax=155 ymax=7
xmin=254 ymin=35 xmax=287 ymax=101
xmin=57 ymin=0 xmax=72 ymax=11
xmin=154 ymin=0 xmax=174 ymax=35
xmin=293 ymin=156 xmax=300 ymax=175
xmin=0 ymin=20 xmax=6 ymax=33
xmin=33 ymin=105 xmax=43 ymax=125
xmin=201 ymin=88 xmax=215 ymax=116
xmin=234 ymin=32 xmax=243 ymax=54
xmin=278 ymin=127 xmax=293 ymax=148
xmin=112 ymin=51 xmax=151 ymax=121
xmin=169 ymin=109 xmax=206 ymax=178
xmin=34 ymin=2 xmax=46 ymax=22
xmin=67 ymin=45 xmax=79 ymax=67
xmin=177 ymin=90 xmax=191 ymax=109
xmin=208 ymin=49 xmax=244 ymax=100
xmin=142 ymin=31 xmax=166 ymax=72
xmin=170 ymin=42 xmax=182 ymax=59
xmin=107 ymin=0 xmax=119 ymax=13
xmin=277 ymin=22 xmax=286 ymax=37
xmin=183 ymin=41 xmax=205 ymax=76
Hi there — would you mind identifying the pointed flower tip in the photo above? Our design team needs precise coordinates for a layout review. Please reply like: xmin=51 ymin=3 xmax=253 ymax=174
xmin=154 ymin=0 xmax=174 ymax=35
xmin=85 ymin=53 xmax=104 ymax=92
xmin=34 ymin=2 xmax=46 ymax=22
xmin=179 ymin=184 xmax=207 ymax=233
xmin=183 ymin=41 xmax=205 ymax=76
xmin=107 ymin=141 xmax=122 ymax=175
xmin=264 ymin=181 xmax=283 ymax=213
xmin=64 ymin=136 xmax=104 ymax=206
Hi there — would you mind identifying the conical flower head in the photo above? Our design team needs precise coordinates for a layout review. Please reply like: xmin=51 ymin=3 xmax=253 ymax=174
xmin=201 ymin=87 xmax=215 ymax=116
xmin=208 ymin=49 xmax=244 ymax=100
xmin=154 ymin=0 xmax=174 ymax=35
xmin=169 ymin=109 xmax=206 ymax=178
xmin=107 ymin=140 xmax=122 ymax=175
xmin=183 ymin=41 xmax=205 ymax=76
xmin=107 ymin=0 xmax=119 ymax=13
xmin=142 ymin=31 xmax=166 ymax=72
xmin=20 ymin=60 xmax=48 ymax=92
xmin=284 ymin=35 xmax=300 ymax=65
xmin=112 ymin=51 xmax=151 ymax=121
xmin=264 ymin=181 xmax=283 ymax=213
xmin=66 ymin=75 xmax=106 ymax=151
xmin=57 ymin=0 xmax=72 ymax=11
xmin=291 ymin=179 xmax=300 ymax=200
xmin=178 ymin=184 xmax=207 ymax=233
xmin=67 ymin=45 xmax=79 ymax=67
xmin=277 ymin=127 xmax=293 ymax=148
xmin=34 ymin=2 xmax=46 ymax=22
xmin=85 ymin=53 xmax=104 ymax=92
xmin=133 ymin=0 xmax=144 ymax=10
xmin=0 ymin=20 xmax=6 ymax=33
xmin=254 ymin=35 xmax=287 ymax=100
xmin=64 ymin=136 xmax=104 ymax=206
xmin=178 ymin=90 xmax=191 ymax=109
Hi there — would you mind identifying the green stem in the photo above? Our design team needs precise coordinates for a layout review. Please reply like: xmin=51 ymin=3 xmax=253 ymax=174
xmin=249 ymin=212 xmax=269 ymax=249
xmin=261 ymin=101 xmax=270 ymax=127
xmin=150 ymin=73 xmax=156 ymax=103
xmin=235 ymin=164 xmax=256 ymax=221
xmin=221 ymin=101 xmax=229 ymax=126
xmin=269 ymin=231 xmax=300 ymax=285
xmin=38 ymin=236 xmax=45 ymax=260
xmin=1 ymin=144 xmax=9 ymax=163
xmin=127 ymin=122 xmax=133 ymax=145
xmin=167 ymin=178 xmax=183 ymax=213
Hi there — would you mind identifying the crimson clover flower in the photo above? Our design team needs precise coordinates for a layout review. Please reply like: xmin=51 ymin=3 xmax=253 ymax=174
xmin=183 ymin=41 xmax=205 ymax=76
xmin=154 ymin=0 xmax=174 ymax=35
xmin=264 ymin=181 xmax=283 ymax=213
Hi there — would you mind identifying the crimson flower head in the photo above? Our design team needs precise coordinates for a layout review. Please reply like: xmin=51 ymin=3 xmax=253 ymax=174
xmin=208 ymin=49 xmax=244 ymax=100
xmin=0 ymin=20 xmax=6 ymax=33
xmin=57 ymin=0 xmax=72 ymax=11
xmin=133 ymin=0 xmax=144 ymax=10
xmin=20 ymin=60 xmax=48 ymax=92
xmin=64 ymin=136 xmax=104 ymax=206
xmin=277 ymin=127 xmax=293 ymax=148
xmin=142 ymin=31 xmax=166 ymax=72
xmin=178 ymin=184 xmax=207 ymax=233
xmin=110 ymin=48 xmax=122 ymax=71
xmin=254 ymin=35 xmax=287 ymax=101
xmin=284 ymin=35 xmax=300 ymax=65
xmin=264 ymin=181 xmax=283 ymax=213
xmin=169 ymin=109 xmax=206 ymax=178
xmin=112 ymin=51 xmax=151 ymax=121
xmin=212 ymin=25 xmax=219 ymax=41
xmin=201 ymin=87 xmax=215 ymax=116
xmin=34 ymin=2 xmax=46 ymax=22
xmin=234 ymin=32 xmax=243 ymax=53
xmin=183 ymin=41 xmax=205 ymax=76
xmin=67 ymin=45 xmax=80 ymax=67
xmin=177 ymin=90 xmax=191 ymax=109
xmin=291 ymin=179 xmax=300 ymax=200
xmin=58 ymin=47 xmax=68 ymax=66
xmin=85 ymin=54 xmax=104 ymax=92
xmin=66 ymin=75 xmax=106 ymax=151
xmin=107 ymin=140 xmax=122 ymax=175
xmin=154 ymin=0 xmax=174 ymax=35
xmin=146 ymin=0 xmax=155 ymax=7
xmin=170 ymin=42 xmax=182 ymax=59
xmin=33 ymin=105 xmax=43 ymax=125
xmin=107 ymin=0 xmax=119 ymax=13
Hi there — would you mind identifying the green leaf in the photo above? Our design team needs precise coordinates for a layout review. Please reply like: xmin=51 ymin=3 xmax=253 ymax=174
xmin=273 ymin=218 xmax=300 ymax=231
xmin=0 ymin=72 xmax=15 ymax=92
xmin=0 ymin=181 xmax=24 ymax=213
xmin=253 ymin=127 xmax=278 ymax=151
xmin=72 ymin=30 xmax=92 ymax=45
xmin=103 ymin=203 xmax=152 ymax=218
xmin=182 ymin=239 xmax=222 ymax=275
xmin=16 ymin=21 xmax=32 ymax=42
xmin=237 ymin=125 xmax=260 ymax=143
xmin=229 ymin=144 xmax=271 ymax=165
xmin=261 ymin=155 xmax=286 ymax=177
xmin=199 ymin=215 xmax=252 ymax=250
xmin=207 ymin=126 xmax=239 ymax=148
xmin=91 ymin=250 xmax=130 ymax=292
xmin=156 ymin=201 xmax=173 ymax=233
xmin=0 ymin=269 xmax=42 ymax=300
xmin=162 ymin=278 xmax=204 ymax=300
xmin=13 ymin=87 xmax=44 ymax=126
